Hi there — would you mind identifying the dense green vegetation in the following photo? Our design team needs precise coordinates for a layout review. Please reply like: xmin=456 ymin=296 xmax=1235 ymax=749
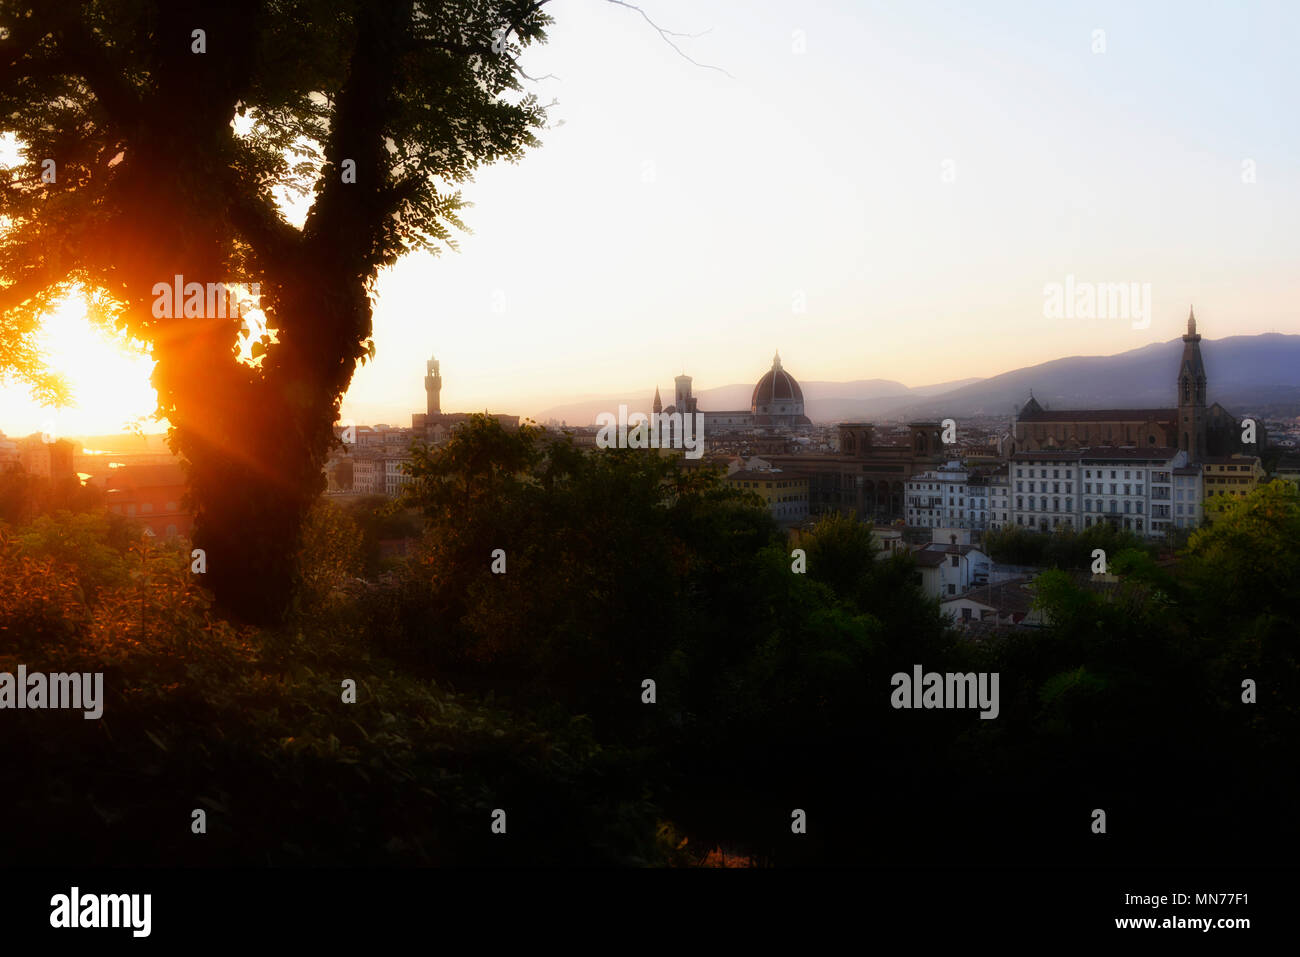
xmin=1 ymin=420 xmax=1297 ymax=866
xmin=983 ymin=520 xmax=1162 ymax=567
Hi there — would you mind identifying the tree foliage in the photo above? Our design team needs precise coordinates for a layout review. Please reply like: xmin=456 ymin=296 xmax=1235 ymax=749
xmin=1 ymin=0 xmax=553 ymax=621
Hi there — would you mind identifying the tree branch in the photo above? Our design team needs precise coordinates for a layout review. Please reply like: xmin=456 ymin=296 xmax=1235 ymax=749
xmin=603 ymin=0 xmax=733 ymax=78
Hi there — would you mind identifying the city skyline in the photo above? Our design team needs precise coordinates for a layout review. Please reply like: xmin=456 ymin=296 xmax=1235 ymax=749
xmin=4 ymin=0 xmax=1300 ymax=436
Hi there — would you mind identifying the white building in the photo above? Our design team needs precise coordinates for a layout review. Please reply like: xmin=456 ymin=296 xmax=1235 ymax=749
xmin=352 ymin=458 xmax=381 ymax=495
xmin=384 ymin=458 xmax=414 ymax=497
xmin=941 ymin=577 xmax=1045 ymax=629
xmin=987 ymin=466 xmax=1011 ymax=530
xmin=1010 ymin=450 xmax=1081 ymax=533
xmin=912 ymin=535 xmax=991 ymax=600
xmin=1172 ymin=464 xmax=1203 ymax=529
xmin=1078 ymin=448 xmax=1187 ymax=537
xmin=906 ymin=462 xmax=983 ymax=530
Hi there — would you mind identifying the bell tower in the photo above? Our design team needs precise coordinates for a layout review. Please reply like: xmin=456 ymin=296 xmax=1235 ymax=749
xmin=425 ymin=355 xmax=442 ymax=418
xmin=1177 ymin=307 xmax=1207 ymax=462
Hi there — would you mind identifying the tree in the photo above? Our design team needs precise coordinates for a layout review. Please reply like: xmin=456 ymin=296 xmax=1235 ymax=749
xmin=1 ymin=0 xmax=552 ymax=622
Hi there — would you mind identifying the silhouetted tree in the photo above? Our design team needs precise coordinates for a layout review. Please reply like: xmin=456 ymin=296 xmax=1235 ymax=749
xmin=1 ymin=0 xmax=552 ymax=622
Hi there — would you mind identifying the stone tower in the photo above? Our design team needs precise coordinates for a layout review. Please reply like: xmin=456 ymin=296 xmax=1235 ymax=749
xmin=1177 ymin=307 xmax=1207 ymax=462
xmin=425 ymin=355 xmax=442 ymax=418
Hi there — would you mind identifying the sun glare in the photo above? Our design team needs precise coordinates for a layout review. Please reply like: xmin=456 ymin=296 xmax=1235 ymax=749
xmin=12 ymin=297 xmax=162 ymax=439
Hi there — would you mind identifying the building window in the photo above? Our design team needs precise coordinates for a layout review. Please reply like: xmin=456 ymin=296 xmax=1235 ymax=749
xmin=950 ymin=555 xmax=959 ymax=567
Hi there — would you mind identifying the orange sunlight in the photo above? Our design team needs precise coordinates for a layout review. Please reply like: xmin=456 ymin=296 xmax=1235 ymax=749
xmin=4 ymin=296 xmax=160 ymax=439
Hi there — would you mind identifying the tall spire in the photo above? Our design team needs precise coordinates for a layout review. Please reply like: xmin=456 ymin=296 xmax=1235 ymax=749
xmin=773 ymin=349 xmax=782 ymax=371
xmin=652 ymin=385 xmax=662 ymax=414
xmin=1178 ymin=309 xmax=1207 ymax=461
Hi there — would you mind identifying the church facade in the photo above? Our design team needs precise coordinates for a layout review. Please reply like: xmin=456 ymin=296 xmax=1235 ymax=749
xmin=1009 ymin=311 xmax=1258 ymax=462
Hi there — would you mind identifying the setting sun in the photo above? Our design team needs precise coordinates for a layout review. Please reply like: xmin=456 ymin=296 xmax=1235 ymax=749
xmin=0 ymin=296 xmax=161 ymax=439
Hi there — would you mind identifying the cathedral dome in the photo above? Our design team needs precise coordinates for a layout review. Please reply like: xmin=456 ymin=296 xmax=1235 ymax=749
xmin=751 ymin=351 xmax=804 ymax=409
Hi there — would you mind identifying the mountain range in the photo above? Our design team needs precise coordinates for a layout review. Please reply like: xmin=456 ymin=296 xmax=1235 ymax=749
xmin=534 ymin=334 xmax=1300 ymax=425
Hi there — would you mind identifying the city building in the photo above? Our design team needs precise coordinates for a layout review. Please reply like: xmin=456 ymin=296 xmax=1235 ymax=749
xmin=904 ymin=461 xmax=994 ymax=531
xmin=1173 ymin=464 xmax=1203 ymax=529
xmin=411 ymin=354 xmax=519 ymax=443
xmin=1202 ymin=455 xmax=1265 ymax=520
xmin=1009 ymin=446 xmax=1189 ymax=537
xmin=1009 ymin=311 xmax=1260 ymax=461
xmin=1273 ymin=453 xmax=1300 ymax=491
xmin=764 ymin=421 xmax=949 ymax=523
xmin=724 ymin=468 xmax=809 ymax=523
xmin=912 ymin=534 xmax=991 ymax=600
xmin=654 ymin=351 xmax=813 ymax=434
xmin=940 ymin=577 xmax=1045 ymax=630
xmin=1080 ymin=448 xmax=1185 ymax=537
xmin=987 ymin=466 xmax=1011 ymax=530
xmin=92 ymin=464 xmax=193 ymax=540
xmin=1010 ymin=450 xmax=1081 ymax=533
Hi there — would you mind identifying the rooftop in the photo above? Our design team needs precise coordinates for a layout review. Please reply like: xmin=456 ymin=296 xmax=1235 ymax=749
xmin=1018 ymin=408 xmax=1175 ymax=423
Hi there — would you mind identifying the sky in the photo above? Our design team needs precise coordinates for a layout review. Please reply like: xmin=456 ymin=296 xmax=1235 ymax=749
xmin=3 ymin=0 xmax=1300 ymax=436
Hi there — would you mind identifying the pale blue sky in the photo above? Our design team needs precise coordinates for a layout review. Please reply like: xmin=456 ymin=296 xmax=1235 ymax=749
xmin=4 ymin=0 xmax=1298 ymax=435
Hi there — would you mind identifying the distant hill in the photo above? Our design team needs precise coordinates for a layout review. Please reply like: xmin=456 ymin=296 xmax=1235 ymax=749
xmin=532 ymin=335 xmax=1300 ymax=426
xmin=534 ymin=376 xmax=983 ymax=426
xmin=884 ymin=334 xmax=1300 ymax=420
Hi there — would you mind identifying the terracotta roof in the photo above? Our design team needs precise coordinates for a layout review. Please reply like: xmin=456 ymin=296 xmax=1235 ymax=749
xmin=1080 ymin=447 xmax=1181 ymax=461
xmin=1012 ymin=450 xmax=1085 ymax=460
xmin=920 ymin=543 xmax=982 ymax=557
xmin=93 ymin=464 xmax=186 ymax=491
xmin=728 ymin=469 xmax=797 ymax=481
xmin=751 ymin=364 xmax=804 ymax=405
xmin=944 ymin=577 xmax=1037 ymax=617
xmin=1017 ymin=409 xmax=1175 ymax=422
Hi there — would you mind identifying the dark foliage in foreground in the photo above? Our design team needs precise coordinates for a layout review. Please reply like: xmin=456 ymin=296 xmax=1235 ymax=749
xmin=2 ymin=421 xmax=1297 ymax=865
